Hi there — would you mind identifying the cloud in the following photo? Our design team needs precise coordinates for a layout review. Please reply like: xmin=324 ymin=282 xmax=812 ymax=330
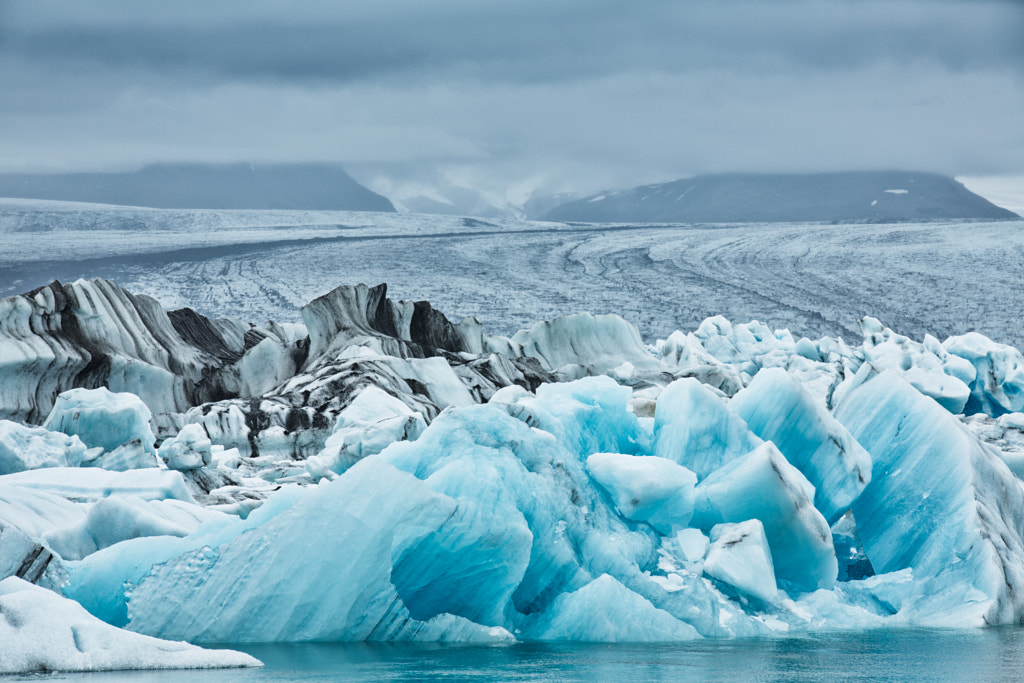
xmin=1 ymin=0 xmax=1021 ymax=191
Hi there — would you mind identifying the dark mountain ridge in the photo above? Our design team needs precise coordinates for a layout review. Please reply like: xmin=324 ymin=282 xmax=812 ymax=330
xmin=542 ymin=171 xmax=1019 ymax=223
xmin=0 ymin=163 xmax=396 ymax=212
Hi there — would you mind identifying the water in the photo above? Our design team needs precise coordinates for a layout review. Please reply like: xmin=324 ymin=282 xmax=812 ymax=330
xmin=27 ymin=629 xmax=1024 ymax=682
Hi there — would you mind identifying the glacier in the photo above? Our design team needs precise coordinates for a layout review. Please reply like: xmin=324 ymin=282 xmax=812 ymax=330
xmin=4 ymin=278 xmax=1024 ymax=671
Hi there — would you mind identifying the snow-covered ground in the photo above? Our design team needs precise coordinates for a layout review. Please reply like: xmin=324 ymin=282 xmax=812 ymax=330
xmin=2 ymin=200 xmax=1022 ymax=349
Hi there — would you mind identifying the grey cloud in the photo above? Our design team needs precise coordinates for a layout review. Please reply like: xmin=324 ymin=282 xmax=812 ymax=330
xmin=0 ymin=0 xmax=1021 ymax=190
xmin=3 ymin=1 xmax=1022 ymax=86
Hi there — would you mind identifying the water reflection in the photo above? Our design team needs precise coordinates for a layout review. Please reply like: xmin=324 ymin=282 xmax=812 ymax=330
xmin=42 ymin=628 xmax=1024 ymax=683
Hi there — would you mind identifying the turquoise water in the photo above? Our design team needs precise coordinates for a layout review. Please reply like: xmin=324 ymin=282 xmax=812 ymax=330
xmin=32 ymin=629 xmax=1024 ymax=682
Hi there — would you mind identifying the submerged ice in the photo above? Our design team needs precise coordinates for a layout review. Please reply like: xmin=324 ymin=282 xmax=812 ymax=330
xmin=4 ymin=278 xmax=1024 ymax=664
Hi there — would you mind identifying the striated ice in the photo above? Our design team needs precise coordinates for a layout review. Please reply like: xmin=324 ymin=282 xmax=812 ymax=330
xmin=731 ymin=367 xmax=871 ymax=524
xmin=509 ymin=313 xmax=665 ymax=377
xmin=836 ymin=368 xmax=1024 ymax=625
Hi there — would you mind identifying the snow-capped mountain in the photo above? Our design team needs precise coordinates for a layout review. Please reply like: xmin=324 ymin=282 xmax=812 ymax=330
xmin=0 ymin=163 xmax=395 ymax=212
xmin=543 ymin=171 xmax=1020 ymax=223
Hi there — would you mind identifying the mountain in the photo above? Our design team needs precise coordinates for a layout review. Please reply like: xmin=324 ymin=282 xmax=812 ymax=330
xmin=0 ymin=163 xmax=396 ymax=212
xmin=541 ymin=172 xmax=1020 ymax=223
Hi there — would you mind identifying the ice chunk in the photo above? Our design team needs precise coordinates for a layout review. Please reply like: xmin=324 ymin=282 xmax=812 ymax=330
xmin=0 ymin=577 xmax=259 ymax=674
xmin=528 ymin=574 xmax=699 ymax=642
xmin=835 ymin=369 xmax=1024 ymax=625
xmin=586 ymin=452 xmax=697 ymax=534
xmin=0 ymin=467 xmax=194 ymax=503
xmin=44 ymin=496 xmax=229 ymax=561
xmin=306 ymin=385 xmax=426 ymax=478
xmin=703 ymin=520 xmax=778 ymax=604
xmin=830 ymin=512 xmax=874 ymax=582
xmin=731 ymin=368 xmax=871 ymax=523
xmin=653 ymin=378 xmax=762 ymax=480
xmin=0 ymin=521 xmax=67 ymax=589
xmin=691 ymin=442 xmax=837 ymax=593
xmin=158 ymin=424 xmax=212 ymax=471
xmin=0 ymin=420 xmax=91 ymax=474
xmin=494 ymin=376 xmax=648 ymax=459
xmin=82 ymin=439 xmax=158 ymax=471
xmin=43 ymin=387 xmax=156 ymax=455
xmin=944 ymin=332 xmax=1024 ymax=415
xmin=855 ymin=318 xmax=974 ymax=413
xmin=510 ymin=313 xmax=665 ymax=376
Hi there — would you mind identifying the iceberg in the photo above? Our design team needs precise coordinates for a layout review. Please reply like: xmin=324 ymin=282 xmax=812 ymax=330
xmin=835 ymin=368 xmax=1024 ymax=625
xmin=8 ymin=278 xmax=1024 ymax=651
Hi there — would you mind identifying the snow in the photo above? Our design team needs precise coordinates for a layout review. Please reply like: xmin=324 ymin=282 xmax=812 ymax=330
xmin=884 ymin=189 xmax=909 ymax=194
xmin=0 ymin=577 xmax=260 ymax=674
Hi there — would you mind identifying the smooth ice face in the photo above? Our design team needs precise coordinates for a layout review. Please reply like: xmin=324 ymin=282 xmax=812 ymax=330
xmin=43 ymin=387 xmax=156 ymax=456
xmin=835 ymin=368 xmax=1024 ymax=626
xmin=691 ymin=441 xmax=837 ymax=593
xmin=944 ymin=332 xmax=1024 ymax=416
xmin=653 ymin=378 xmax=763 ymax=480
xmin=0 ymin=421 xmax=91 ymax=474
xmin=731 ymin=368 xmax=871 ymax=524
xmin=527 ymin=574 xmax=700 ymax=642
xmin=586 ymin=453 xmax=697 ymax=534
xmin=703 ymin=520 xmax=778 ymax=605
xmin=0 ymin=577 xmax=260 ymax=675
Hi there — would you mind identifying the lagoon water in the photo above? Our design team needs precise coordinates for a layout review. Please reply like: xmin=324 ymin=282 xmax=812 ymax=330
xmin=41 ymin=629 xmax=1024 ymax=682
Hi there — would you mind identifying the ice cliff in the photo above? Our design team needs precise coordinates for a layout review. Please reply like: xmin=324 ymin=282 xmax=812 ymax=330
xmin=3 ymin=278 xmax=1024 ymax=669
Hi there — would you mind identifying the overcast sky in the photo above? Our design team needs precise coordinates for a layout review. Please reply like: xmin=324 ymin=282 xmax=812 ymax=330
xmin=1 ymin=0 xmax=1022 ymax=197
